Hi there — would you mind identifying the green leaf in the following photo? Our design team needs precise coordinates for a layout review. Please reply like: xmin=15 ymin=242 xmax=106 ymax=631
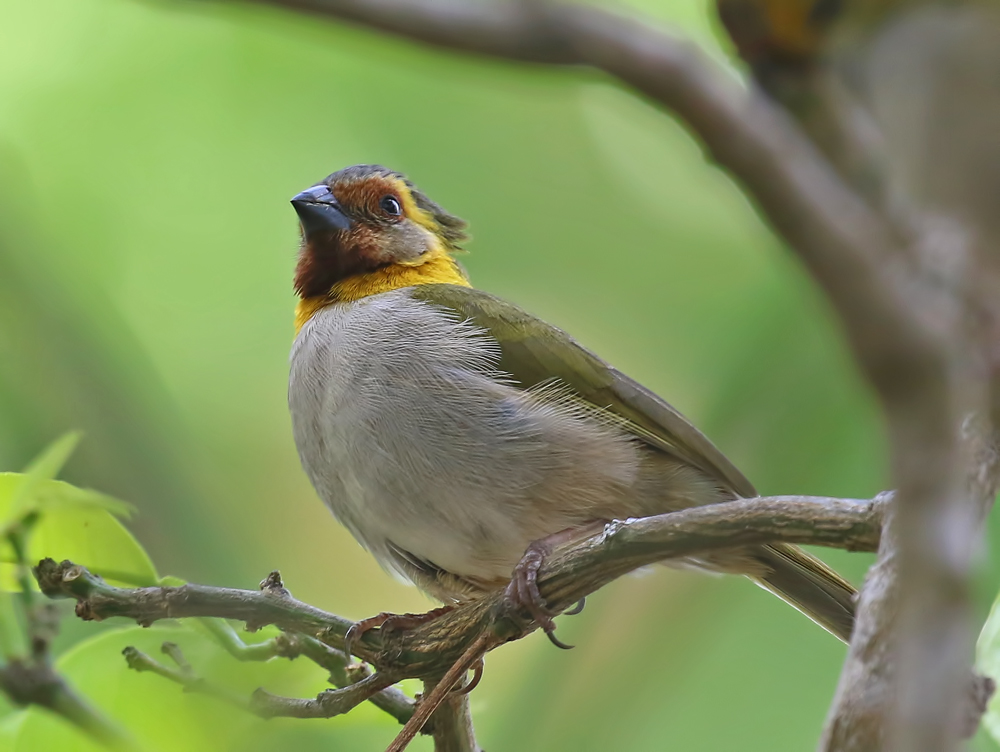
xmin=0 ymin=711 xmax=26 ymax=748
xmin=9 ymin=624 xmax=398 ymax=752
xmin=26 ymin=505 xmax=157 ymax=587
xmin=976 ymin=589 xmax=1000 ymax=745
xmin=0 ymin=476 xmax=156 ymax=589
xmin=5 ymin=432 xmax=83 ymax=523
xmin=1 ymin=434 xmax=132 ymax=542
xmin=0 ymin=474 xmax=132 ymax=528
xmin=0 ymin=591 xmax=27 ymax=659
xmin=0 ymin=439 xmax=154 ymax=587
xmin=156 ymin=575 xmax=187 ymax=588
xmin=20 ymin=431 xmax=81 ymax=484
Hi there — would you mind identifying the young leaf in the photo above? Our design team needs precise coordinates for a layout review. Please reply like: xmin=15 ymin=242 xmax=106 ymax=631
xmin=26 ymin=506 xmax=158 ymax=587
xmin=5 ymin=432 xmax=83 ymax=523
xmin=0 ymin=591 xmax=27 ymax=659
xmin=0 ymin=476 xmax=157 ymax=589
xmin=976 ymin=589 xmax=1000 ymax=745
xmin=0 ymin=475 xmax=132 ymax=530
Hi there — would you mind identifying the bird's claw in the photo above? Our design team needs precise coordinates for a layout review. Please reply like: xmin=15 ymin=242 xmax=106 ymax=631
xmin=454 ymin=655 xmax=485 ymax=695
xmin=505 ymin=540 xmax=575 ymax=649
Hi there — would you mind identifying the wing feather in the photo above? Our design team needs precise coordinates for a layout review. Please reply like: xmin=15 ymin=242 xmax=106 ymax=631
xmin=411 ymin=284 xmax=756 ymax=498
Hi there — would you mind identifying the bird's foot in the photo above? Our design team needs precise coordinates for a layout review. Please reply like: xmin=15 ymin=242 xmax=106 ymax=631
xmin=505 ymin=540 xmax=559 ymax=634
xmin=504 ymin=531 xmax=583 ymax=650
xmin=504 ymin=523 xmax=606 ymax=648
xmin=344 ymin=605 xmax=454 ymax=662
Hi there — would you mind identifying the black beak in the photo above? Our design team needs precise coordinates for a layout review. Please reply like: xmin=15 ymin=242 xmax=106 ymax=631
xmin=291 ymin=185 xmax=352 ymax=236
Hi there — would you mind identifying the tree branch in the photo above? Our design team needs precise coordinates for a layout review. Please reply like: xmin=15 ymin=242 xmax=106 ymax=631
xmin=259 ymin=0 xmax=576 ymax=62
xmin=123 ymin=643 xmax=250 ymax=710
xmin=37 ymin=494 xmax=884 ymax=751
xmin=122 ymin=640 xmax=399 ymax=721
xmin=198 ymin=616 xmax=417 ymax=725
xmin=271 ymin=632 xmax=416 ymax=726
xmin=37 ymin=494 xmax=883 ymax=680
xmin=251 ymin=672 xmax=398 ymax=719
xmin=424 ymin=684 xmax=480 ymax=752
xmin=716 ymin=9 xmax=1000 ymax=750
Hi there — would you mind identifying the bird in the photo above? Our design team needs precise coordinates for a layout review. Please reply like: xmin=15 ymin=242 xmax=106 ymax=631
xmin=287 ymin=164 xmax=856 ymax=647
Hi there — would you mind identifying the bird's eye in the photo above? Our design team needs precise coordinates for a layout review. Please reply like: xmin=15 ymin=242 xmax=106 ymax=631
xmin=380 ymin=195 xmax=402 ymax=217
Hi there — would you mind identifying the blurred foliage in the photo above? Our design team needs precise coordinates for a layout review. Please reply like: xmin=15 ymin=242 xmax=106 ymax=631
xmin=0 ymin=0 xmax=998 ymax=750
xmin=0 ymin=434 xmax=156 ymax=591
xmin=979 ymin=592 xmax=1000 ymax=748
xmin=0 ymin=435 xmax=145 ymax=749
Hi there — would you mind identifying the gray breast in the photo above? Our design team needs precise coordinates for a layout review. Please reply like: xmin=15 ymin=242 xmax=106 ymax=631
xmin=288 ymin=288 xmax=641 ymax=589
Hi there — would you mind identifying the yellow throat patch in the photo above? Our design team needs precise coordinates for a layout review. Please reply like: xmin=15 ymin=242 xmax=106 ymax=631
xmin=293 ymin=247 xmax=470 ymax=334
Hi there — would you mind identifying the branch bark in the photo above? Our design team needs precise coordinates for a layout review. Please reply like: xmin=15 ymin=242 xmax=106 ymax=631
xmin=721 ymin=8 xmax=1000 ymax=749
xmin=38 ymin=494 xmax=882 ymax=677
xmin=271 ymin=631 xmax=417 ymax=725
xmin=425 ymin=684 xmax=480 ymax=752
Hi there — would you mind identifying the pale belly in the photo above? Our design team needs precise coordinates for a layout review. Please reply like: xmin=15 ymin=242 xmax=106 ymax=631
xmin=288 ymin=289 xmax=642 ymax=592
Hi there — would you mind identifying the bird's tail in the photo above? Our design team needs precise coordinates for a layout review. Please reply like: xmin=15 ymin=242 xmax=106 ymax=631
xmin=750 ymin=544 xmax=857 ymax=643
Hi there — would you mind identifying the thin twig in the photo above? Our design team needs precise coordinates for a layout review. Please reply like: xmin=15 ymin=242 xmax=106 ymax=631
xmin=197 ymin=617 xmax=280 ymax=662
xmin=251 ymin=671 xmax=399 ymax=719
xmin=202 ymin=619 xmax=416 ymax=726
xmin=387 ymin=632 xmax=493 ymax=752
xmin=272 ymin=632 xmax=416 ymax=726
xmin=35 ymin=562 xmax=355 ymax=643
xmin=123 ymin=643 xmax=249 ymax=710
xmin=123 ymin=640 xmax=400 ymax=721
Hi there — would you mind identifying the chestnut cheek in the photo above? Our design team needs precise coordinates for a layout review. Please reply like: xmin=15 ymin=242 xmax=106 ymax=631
xmin=293 ymin=229 xmax=392 ymax=298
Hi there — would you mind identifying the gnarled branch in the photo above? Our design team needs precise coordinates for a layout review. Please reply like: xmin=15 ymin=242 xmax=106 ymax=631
xmin=38 ymin=494 xmax=882 ymax=676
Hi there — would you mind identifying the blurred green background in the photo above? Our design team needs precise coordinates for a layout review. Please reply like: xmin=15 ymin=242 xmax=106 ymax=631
xmin=1 ymin=0 xmax=998 ymax=750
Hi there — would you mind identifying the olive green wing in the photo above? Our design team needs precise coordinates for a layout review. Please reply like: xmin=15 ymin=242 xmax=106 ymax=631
xmin=411 ymin=284 xmax=757 ymax=498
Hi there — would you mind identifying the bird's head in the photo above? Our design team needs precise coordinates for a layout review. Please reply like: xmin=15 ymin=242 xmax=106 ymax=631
xmin=290 ymin=165 xmax=469 ymax=306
